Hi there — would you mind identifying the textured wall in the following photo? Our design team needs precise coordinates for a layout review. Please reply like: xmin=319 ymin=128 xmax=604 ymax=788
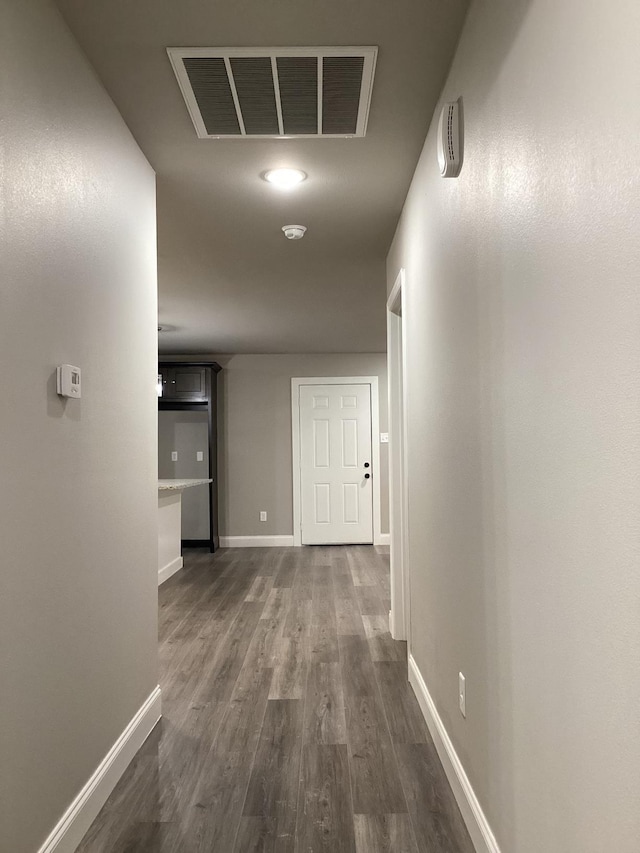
xmin=387 ymin=0 xmax=640 ymax=850
xmin=0 ymin=2 xmax=158 ymax=851
xmin=162 ymin=354 xmax=389 ymax=537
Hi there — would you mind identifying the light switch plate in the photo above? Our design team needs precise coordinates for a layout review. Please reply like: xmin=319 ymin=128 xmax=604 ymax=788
xmin=259 ymin=511 xmax=267 ymax=522
xmin=171 ymin=451 xmax=178 ymax=462
xmin=196 ymin=451 xmax=204 ymax=461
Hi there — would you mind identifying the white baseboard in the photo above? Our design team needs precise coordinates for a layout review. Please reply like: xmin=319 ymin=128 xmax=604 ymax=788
xmin=220 ymin=534 xmax=387 ymax=548
xmin=219 ymin=535 xmax=295 ymax=548
xmin=389 ymin=609 xmax=395 ymax=637
xmin=408 ymin=656 xmax=500 ymax=853
xmin=158 ymin=555 xmax=183 ymax=585
xmin=38 ymin=686 xmax=162 ymax=853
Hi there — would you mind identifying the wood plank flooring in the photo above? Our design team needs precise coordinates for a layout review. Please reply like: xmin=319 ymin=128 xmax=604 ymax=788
xmin=76 ymin=546 xmax=474 ymax=853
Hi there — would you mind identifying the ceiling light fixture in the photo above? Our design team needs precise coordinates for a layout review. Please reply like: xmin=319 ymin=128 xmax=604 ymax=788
xmin=263 ymin=168 xmax=307 ymax=189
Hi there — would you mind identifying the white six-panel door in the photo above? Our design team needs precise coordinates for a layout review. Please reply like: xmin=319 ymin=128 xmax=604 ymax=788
xmin=299 ymin=383 xmax=373 ymax=545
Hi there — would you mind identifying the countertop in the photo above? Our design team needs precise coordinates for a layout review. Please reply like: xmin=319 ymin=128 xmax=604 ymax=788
xmin=158 ymin=478 xmax=212 ymax=491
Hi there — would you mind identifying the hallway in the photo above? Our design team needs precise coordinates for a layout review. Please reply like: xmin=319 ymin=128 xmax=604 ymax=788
xmin=77 ymin=546 xmax=473 ymax=852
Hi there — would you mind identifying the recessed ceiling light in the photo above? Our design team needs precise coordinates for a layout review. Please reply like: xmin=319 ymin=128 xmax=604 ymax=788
xmin=263 ymin=168 xmax=307 ymax=189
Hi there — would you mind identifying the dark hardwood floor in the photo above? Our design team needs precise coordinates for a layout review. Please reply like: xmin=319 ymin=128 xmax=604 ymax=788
xmin=76 ymin=546 xmax=474 ymax=852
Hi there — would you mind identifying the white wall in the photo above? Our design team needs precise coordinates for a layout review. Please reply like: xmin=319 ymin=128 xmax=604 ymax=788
xmin=0 ymin=2 xmax=158 ymax=851
xmin=162 ymin=354 xmax=389 ymax=537
xmin=387 ymin=0 xmax=640 ymax=850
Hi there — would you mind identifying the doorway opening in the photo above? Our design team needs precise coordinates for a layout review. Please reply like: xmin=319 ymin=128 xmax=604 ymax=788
xmin=387 ymin=270 xmax=410 ymax=642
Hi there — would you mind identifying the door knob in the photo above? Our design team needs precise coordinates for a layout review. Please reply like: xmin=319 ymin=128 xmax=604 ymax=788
xmin=364 ymin=473 xmax=370 ymax=479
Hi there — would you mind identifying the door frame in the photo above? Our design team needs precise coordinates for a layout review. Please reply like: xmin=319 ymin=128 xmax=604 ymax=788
xmin=291 ymin=376 xmax=382 ymax=547
xmin=387 ymin=269 xmax=410 ymax=642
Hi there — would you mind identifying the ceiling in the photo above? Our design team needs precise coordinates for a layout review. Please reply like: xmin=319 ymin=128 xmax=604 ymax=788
xmin=55 ymin=0 xmax=468 ymax=354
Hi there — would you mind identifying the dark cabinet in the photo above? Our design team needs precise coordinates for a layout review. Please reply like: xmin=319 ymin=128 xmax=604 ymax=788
xmin=158 ymin=361 xmax=222 ymax=552
xmin=159 ymin=366 xmax=207 ymax=401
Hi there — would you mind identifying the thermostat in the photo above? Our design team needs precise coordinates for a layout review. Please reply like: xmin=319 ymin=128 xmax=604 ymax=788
xmin=56 ymin=364 xmax=82 ymax=398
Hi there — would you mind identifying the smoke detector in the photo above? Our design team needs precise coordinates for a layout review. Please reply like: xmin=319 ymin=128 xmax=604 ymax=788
xmin=437 ymin=100 xmax=463 ymax=178
xmin=282 ymin=225 xmax=307 ymax=240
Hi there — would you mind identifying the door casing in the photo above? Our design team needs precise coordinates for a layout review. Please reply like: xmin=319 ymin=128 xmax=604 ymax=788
xmin=387 ymin=269 xmax=410 ymax=643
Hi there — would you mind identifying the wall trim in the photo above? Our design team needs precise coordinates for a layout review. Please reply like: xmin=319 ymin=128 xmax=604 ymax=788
xmin=291 ymin=375 xmax=383 ymax=546
xmin=158 ymin=555 xmax=183 ymax=586
xmin=37 ymin=686 xmax=162 ymax=853
xmin=378 ymin=533 xmax=390 ymax=545
xmin=408 ymin=656 xmax=501 ymax=853
xmin=220 ymin=535 xmax=295 ymax=548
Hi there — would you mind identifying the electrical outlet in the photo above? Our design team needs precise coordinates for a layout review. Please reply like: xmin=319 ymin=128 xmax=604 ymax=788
xmin=259 ymin=511 xmax=267 ymax=522
xmin=196 ymin=451 xmax=204 ymax=461
xmin=459 ymin=672 xmax=466 ymax=718
xmin=171 ymin=451 xmax=178 ymax=462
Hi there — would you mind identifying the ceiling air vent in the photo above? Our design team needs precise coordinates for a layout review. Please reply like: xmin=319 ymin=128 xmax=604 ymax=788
xmin=167 ymin=47 xmax=378 ymax=139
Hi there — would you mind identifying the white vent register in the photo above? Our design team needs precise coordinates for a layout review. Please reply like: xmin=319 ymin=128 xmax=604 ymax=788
xmin=167 ymin=47 xmax=377 ymax=139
